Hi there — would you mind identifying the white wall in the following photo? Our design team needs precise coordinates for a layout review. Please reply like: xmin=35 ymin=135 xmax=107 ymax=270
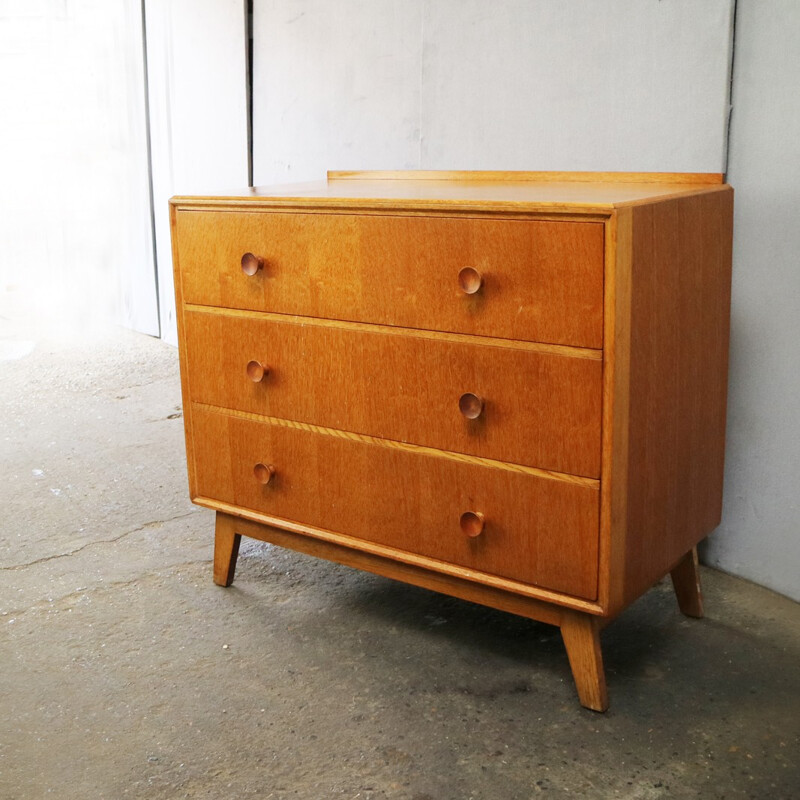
xmin=145 ymin=0 xmax=249 ymax=345
xmin=0 ymin=0 xmax=158 ymax=335
xmin=251 ymin=0 xmax=800 ymax=602
xmin=6 ymin=1 xmax=795 ymax=600
xmin=253 ymin=0 xmax=734 ymax=185
xmin=253 ymin=0 xmax=423 ymax=183
xmin=702 ymin=2 xmax=800 ymax=602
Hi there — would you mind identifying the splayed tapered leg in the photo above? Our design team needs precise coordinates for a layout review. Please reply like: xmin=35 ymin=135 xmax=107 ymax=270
xmin=670 ymin=547 xmax=704 ymax=618
xmin=213 ymin=512 xmax=241 ymax=587
xmin=560 ymin=610 xmax=608 ymax=712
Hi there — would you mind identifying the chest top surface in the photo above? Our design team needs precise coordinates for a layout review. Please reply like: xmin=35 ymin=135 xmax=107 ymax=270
xmin=171 ymin=170 xmax=728 ymax=214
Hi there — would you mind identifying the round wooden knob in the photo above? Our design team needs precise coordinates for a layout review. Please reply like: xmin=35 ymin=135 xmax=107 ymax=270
xmin=460 ymin=511 xmax=485 ymax=537
xmin=253 ymin=463 xmax=275 ymax=484
xmin=246 ymin=360 xmax=269 ymax=382
xmin=459 ymin=392 xmax=484 ymax=420
xmin=241 ymin=252 xmax=264 ymax=276
xmin=458 ymin=266 xmax=483 ymax=295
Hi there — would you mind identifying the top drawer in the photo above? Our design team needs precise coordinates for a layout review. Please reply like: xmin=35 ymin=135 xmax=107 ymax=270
xmin=174 ymin=210 xmax=604 ymax=348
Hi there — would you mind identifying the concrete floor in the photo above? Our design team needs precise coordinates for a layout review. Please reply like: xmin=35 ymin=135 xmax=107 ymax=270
xmin=1 ymin=315 xmax=799 ymax=800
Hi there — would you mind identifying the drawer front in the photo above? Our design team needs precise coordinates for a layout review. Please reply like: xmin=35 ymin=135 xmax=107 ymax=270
xmin=183 ymin=309 xmax=603 ymax=478
xmin=175 ymin=209 xmax=604 ymax=348
xmin=192 ymin=407 xmax=600 ymax=600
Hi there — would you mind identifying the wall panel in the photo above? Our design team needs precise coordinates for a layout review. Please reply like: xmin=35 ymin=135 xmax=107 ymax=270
xmin=420 ymin=0 xmax=733 ymax=171
xmin=0 ymin=0 xmax=158 ymax=334
xmin=145 ymin=0 xmax=249 ymax=345
xmin=253 ymin=0 xmax=424 ymax=185
xmin=702 ymin=1 xmax=800 ymax=601
xmin=253 ymin=0 xmax=734 ymax=185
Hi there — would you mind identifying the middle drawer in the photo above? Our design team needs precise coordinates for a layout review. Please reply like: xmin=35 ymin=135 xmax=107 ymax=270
xmin=183 ymin=308 xmax=602 ymax=477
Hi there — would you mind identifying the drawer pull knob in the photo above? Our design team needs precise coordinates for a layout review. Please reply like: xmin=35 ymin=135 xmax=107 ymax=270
xmin=246 ymin=360 xmax=269 ymax=382
xmin=253 ymin=463 xmax=276 ymax=484
xmin=460 ymin=511 xmax=485 ymax=537
xmin=459 ymin=392 xmax=484 ymax=420
xmin=241 ymin=252 xmax=264 ymax=276
xmin=458 ymin=266 xmax=483 ymax=295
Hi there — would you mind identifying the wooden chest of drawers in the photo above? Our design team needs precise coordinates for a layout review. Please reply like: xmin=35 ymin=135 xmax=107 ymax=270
xmin=170 ymin=171 xmax=733 ymax=711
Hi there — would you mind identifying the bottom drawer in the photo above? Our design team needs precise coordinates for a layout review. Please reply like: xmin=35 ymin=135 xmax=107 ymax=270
xmin=191 ymin=406 xmax=600 ymax=600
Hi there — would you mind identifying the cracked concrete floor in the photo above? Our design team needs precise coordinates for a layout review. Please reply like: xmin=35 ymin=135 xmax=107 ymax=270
xmin=1 ymin=314 xmax=799 ymax=800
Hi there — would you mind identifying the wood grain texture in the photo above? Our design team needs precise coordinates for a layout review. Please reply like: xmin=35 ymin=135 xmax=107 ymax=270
xmin=186 ymin=305 xmax=601 ymax=359
xmin=621 ymin=188 xmax=733 ymax=607
xmin=182 ymin=307 xmax=603 ymax=477
xmin=212 ymin=511 xmax=568 ymax=625
xmin=560 ymin=610 xmax=608 ymax=712
xmin=202 ymin=500 xmax=603 ymax=615
xmin=598 ymin=209 xmax=633 ymax=616
xmin=191 ymin=406 xmax=600 ymax=600
xmin=213 ymin=512 xmax=241 ymax=587
xmin=171 ymin=172 xmax=735 ymax=711
xmin=175 ymin=209 xmax=605 ymax=348
xmin=171 ymin=174 xmax=729 ymax=214
xmin=329 ymin=170 xmax=725 ymax=185
xmin=192 ymin=403 xmax=599 ymax=488
xmin=670 ymin=548 xmax=704 ymax=618
xmin=170 ymin=203 xmax=198 ymax=498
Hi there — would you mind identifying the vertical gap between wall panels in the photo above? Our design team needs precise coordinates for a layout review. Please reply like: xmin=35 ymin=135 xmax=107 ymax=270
xmin=139 ymin=0 xmax=161 ymax=338
xmin=723 ymin=0 xmax=738 ymax=179
xmin=246 ymin=0 xmax=254 ymax=187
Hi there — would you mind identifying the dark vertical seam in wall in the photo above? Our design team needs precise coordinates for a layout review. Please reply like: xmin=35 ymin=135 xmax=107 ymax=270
xmin=723 ymin=0 xmax=738 ymax=180
xmin=418 ymin=1 xmax=425 ymax=168
xmin=140 ymin=0 xmax=161 ymax=338
xmin=246 ymin=0 xmax=254 ymax=187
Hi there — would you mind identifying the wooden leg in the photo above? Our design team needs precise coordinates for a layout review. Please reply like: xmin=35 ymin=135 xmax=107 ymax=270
xmin=213 ymin=512 xmax=241 ymax=587
xmin=560 ymin=610 xmax=608 ymax=712
xmin=670 ymin=547 xmax=704 ymax=618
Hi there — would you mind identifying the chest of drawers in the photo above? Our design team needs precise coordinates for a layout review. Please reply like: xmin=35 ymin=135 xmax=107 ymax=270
xmin=170 ymin=170 xmax=733 ymax=711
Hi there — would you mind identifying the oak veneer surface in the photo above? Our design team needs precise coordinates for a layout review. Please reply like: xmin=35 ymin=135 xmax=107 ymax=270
xmin=172 ymin=171 xmax=724 ymax=211
xmin=329 ymin=170 xmax=724 ymax=184
xmin=182 ymin=307 xmax=603 ymax=478
xmin=209 ymin=512 xmax=567 ymax=626
xmin=560 ymin=610 xmax=607 ymax=712
xmin=621 ymin=190 xmax=733 ymax=606
xmin=191 ymin=406 xmax=600 ymax=600
xmin=171 ymin=171 xmax=733 ymax=710
xmin=176 ymin=210 xmax=604 ymax=348
xmin=597 ymin=207 xmax=633 ymax=616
